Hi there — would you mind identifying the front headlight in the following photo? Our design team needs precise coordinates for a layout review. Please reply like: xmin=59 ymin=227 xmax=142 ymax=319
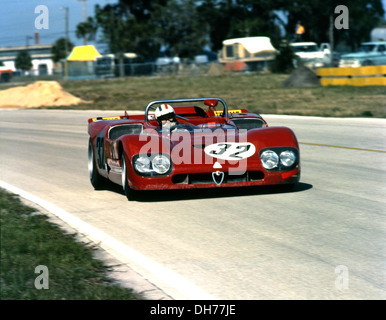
xmin=152 ymin=155 xmax=170 ymax=174
xmin=280 ymin=150 xmax=296 ymax=167
xmin=133 ymin=154 xmax=171 ymax=176
xmin=260 ymin=147 xmax=298 ymax=171
xmin=260 ymin=150 xmax=279 ymax=169
xmin=134 ymin=156 xmax=152 ymax=173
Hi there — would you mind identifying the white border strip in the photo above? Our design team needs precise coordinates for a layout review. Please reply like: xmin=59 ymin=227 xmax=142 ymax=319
xmin=0 ymin=180 xmax=214 ymax=300
xmin=262 ymin=114 xmax=386 ymax=123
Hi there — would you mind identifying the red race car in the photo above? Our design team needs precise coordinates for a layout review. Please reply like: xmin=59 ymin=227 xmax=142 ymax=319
xmin=88 ymin=97 xmax=300 ymax=200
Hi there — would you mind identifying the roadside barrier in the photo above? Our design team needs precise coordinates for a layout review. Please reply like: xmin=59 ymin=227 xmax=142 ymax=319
xmin=316 ymin=65 xmax=386 ymax=86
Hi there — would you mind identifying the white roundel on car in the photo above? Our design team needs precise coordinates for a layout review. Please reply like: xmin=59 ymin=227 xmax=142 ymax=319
xmin=204 ymin=142 xmax=256 ymax=160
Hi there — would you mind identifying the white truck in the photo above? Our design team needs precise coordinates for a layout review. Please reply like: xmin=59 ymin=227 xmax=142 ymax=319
xmin=290 ymin=42 xmax=331 ymax=68
xmin=339 ymin=41 xmax=386 ymax=67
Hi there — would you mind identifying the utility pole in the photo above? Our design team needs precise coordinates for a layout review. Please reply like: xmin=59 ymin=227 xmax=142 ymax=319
xmin=65 ymin=7 xmax=69 ymax=56
xmin=329 ymin=13 xmax=334 ymax=67
xmin=60 ymin=7 xmax=69 ymax=80
xmin=25 ymin=35 xmax=33 ymax=48
xmin=329 ymin=1 xmax=335 ymax=67
xmin=65 ymin=7 xmax=69 ymax=79
xmin=78 ymin=0 xmax=88 ymax=45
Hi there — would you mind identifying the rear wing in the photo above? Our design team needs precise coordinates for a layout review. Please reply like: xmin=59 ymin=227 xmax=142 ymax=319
xmin=88 ymin=115 xmax=128 ymax=124
xmin=88 ymin=112 xmax=145 ymax=124
xmin=214 ymin=108 xmax=248 ymax=116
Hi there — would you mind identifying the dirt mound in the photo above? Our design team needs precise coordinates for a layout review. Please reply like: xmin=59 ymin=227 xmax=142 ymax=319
xmin=0 ymin=81 xmax=90 ymax=108
xmin=280 ymin=66 xmax=321 ymax=88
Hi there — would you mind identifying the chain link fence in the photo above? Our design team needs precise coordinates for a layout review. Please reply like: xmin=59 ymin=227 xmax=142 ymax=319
xmin=8 ymin=61 xmax=227 ymax=83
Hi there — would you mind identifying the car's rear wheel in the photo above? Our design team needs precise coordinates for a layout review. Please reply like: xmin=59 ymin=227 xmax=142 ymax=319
xmin=88 ymin=138 xmax=106 ymax=189
xmin=121 ymin=153 xmax=136 ymax=201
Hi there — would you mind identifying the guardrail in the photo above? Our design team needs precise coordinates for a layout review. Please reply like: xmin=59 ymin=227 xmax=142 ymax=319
xmin=316 ymin=65 xmax=386 ymax=86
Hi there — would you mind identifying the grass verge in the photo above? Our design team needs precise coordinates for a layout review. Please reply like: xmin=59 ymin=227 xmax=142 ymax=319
xmin=0 ymin=188 xmax=142 ymax=300
xmin=55 ymin=73 xmax=386 ymax=118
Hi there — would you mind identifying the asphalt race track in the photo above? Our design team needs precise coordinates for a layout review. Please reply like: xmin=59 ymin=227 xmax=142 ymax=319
xmin=1 ymin=109 xmax=385 ymax=300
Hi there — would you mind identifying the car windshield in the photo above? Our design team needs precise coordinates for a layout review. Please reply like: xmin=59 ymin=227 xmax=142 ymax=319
xmin=158 ymin=123 xmax=195 ymax=133
xmin=293 ymin=45 xmax=318 ymax=52
xmin=358 ymin=44 xmax=376 ymax=52
xmin=195 ymin=123 xmax=237 ymax=132
xmin=156 ymin=122 xmax=238 ymax=135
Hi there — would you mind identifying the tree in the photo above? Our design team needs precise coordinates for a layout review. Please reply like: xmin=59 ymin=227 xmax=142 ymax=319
xmin=335 ymin=0 xmax=385 ymax=50
xmin=152 ymin=0 xmax=208 ymax=58
xmin=94 ymin=0 xmax=210 ymax=59
xmin=196 ymin=0 xmax=233 ymax=52
xmin=76 ymin=17 xmax=98 ymax=45
xmin=89 ymin=0 xmax=385 ymax=60
xmin=196 ymin=0 xmax=282 ymax=52
xmin=15 ymin=51 xmax=32 ymax=71
xmin=94 ymin=2 xmax=162 ymax=58
xmin=274 ymin=0 xmax=384 ymax=49
xmin=51 ymin=38 xmax=75 ymax=63
xmin=270 ymin=41 xmax=297 ymax=73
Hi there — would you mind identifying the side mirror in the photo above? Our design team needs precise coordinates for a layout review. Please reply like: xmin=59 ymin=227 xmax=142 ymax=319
xmin=204 ymin=99 xmax=218 ymax=107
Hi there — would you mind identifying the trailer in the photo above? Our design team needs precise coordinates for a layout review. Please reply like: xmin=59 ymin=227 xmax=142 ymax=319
xmin=218 ymin=36 xmax=277 ymax=72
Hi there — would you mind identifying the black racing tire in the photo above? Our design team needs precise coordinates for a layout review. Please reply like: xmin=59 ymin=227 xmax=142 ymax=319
xmin=121 ymin=152 xmax=136 ymax=201
xmin=88 ymin=138 xmax=106 ymax=190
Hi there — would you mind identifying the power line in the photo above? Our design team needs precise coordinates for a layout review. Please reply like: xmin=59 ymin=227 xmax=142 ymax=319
xmin=0 ymin=30 xmax=79 ymax=43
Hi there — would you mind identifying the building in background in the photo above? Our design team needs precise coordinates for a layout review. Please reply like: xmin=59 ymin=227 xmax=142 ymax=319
xmin=0 ymin=44 xmax=54 ymax=76
xmin=0 ymin=33 xmax=54 ymax=76
xmin=66 ymin=45 xmax=102 ymax=80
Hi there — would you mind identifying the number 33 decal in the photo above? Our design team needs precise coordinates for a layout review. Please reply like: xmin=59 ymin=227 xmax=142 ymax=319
xmin=204 ymin=142 xmax=256 ymax=160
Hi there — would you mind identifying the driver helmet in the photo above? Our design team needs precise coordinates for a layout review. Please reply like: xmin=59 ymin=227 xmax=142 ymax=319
xmin=155 ymin=104 xmax=176 ymax=126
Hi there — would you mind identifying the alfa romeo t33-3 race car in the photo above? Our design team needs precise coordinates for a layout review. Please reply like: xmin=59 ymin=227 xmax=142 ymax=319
xmin=88 ymin=97 xmax=300 ymax=200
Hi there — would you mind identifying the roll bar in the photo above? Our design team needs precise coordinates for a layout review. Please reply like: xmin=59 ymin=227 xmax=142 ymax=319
xmin=145 ymin=97 xmax=228 ymax=121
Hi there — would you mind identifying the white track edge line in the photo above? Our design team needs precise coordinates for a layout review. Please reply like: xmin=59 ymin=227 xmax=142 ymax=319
xmin=0 ymin=180 xmax=215 ymax=300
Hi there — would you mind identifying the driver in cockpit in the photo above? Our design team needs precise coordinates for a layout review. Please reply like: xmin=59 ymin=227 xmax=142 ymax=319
xmin=155 ymin=104 xmax=179 ymax=132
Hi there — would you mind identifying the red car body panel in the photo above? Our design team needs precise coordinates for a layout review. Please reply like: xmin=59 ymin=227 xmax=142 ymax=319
xmin=88 ymin=98 xmax=300 ymax=194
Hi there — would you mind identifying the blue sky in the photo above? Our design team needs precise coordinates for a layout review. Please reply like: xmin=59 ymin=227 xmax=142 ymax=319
xmin=0 ymin=0 xmax=114 ymax=52
xmin=1 ymin=0 xmax=386 ymax=54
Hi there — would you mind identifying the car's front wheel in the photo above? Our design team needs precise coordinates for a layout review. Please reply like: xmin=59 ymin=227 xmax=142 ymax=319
xmin=121 ymin=153 xmax=136 ymax=201
xmin=88 ymin=138 xmax=106 ymax=190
